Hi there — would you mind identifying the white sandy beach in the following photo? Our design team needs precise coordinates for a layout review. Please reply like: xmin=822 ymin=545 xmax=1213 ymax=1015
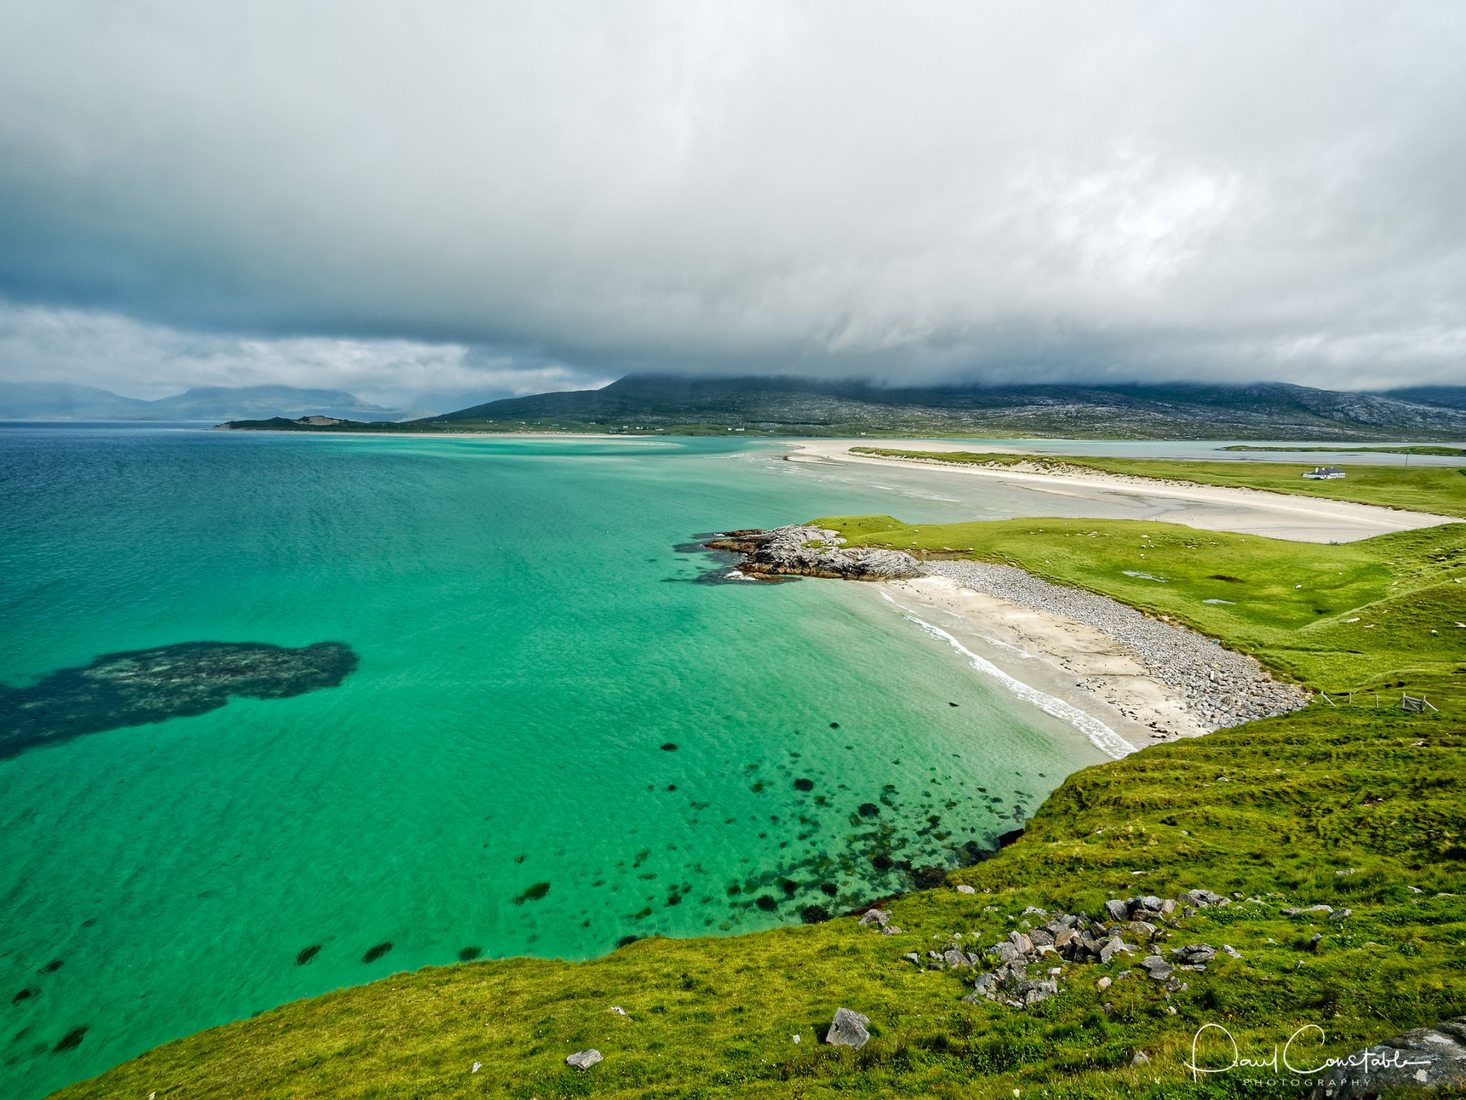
xmin=874 ymin=576 xmax=1199 ymax=755
xmin=786 ymin=438 xmax=1458 ymax=543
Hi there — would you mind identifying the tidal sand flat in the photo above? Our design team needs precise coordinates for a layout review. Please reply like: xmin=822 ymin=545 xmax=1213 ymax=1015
xmin=2 ymin=427 xmax=1161 ymax=1099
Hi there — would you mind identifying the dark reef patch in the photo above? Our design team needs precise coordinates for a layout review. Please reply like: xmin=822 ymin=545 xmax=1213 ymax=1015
xmin=457 ymin=946 xmax=483 ymax=962
xmin=37 ymin=960 xmax=63 ymax=975
xmin=515 ymin=881 xmax=552 ymax=904
xmin=793 ymin=777 xmax=814 ymax=792
xmin=295 ymin=945 xmax=321 ymax=966
xmin=0 ymin=640 xmax=358 ymax=759
xmin=660 ymin=742 xmax=678 ymax=752
xmin=12 ymin=987 xmax=38 ymax=1005
xmin=51 ymin=1026 xmax=87 ymax=1054
xmin=361 ymin=942 xmax=393 ymax=964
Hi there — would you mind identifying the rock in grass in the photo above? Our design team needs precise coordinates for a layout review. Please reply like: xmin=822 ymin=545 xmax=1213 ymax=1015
xmin=1182 ymin=889 xmax=1229 ymax=908
xmin=1310 ymin=1017 xmax=1466 ymax=1099
xmin=825 ymin=1007 xmax=871 ymax=1049
xmin=565 ymin=1048 xmax=603 ymax=1070
xmin=1139 ymin=955 xmax=1173 ymax=981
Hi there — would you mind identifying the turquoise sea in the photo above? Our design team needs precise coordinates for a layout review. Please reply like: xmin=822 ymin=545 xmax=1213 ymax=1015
xmin=1 ymin=427 xmax=1120 ymax=1098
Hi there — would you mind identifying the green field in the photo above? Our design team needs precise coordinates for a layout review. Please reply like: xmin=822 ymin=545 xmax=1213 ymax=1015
xmin=1221 ymin=445 xmax=1466 ymax=458
xmin=852 ymin=448 xmax=1466 ymax=519
xmin=61 ymin=520 xmax=1466 ymax=1099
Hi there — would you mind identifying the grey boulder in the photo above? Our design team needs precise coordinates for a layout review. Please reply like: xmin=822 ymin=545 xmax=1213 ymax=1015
xmin=1311 ymin=1017 xmax=1466 ymax=1099
xmin=825 ymin=1007 xmax=872 ymax=1049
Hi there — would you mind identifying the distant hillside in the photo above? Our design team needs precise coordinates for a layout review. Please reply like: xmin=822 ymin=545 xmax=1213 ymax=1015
xmin=402 ymin=375 xmax=1466 ymax=440
xmin=0 ymin=383 xmax=406 ymax=422
xmin=0 ymin=382 xmax=156 ymax=420
xmin=1372 ymin=386 xmax=1466 ymax=411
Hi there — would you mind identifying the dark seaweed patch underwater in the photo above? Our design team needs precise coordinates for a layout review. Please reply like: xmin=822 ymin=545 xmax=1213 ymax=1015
xmin=0 ymin=641 xmax=358 ymax=759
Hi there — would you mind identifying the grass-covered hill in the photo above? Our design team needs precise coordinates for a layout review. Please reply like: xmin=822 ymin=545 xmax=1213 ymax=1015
xmin=420 ymin=376 xmax=1466 ymax=440
xmin=226 ymin=376 xmax=1466 ymax=441
xmin=58 ymin=508 xmax=1466 ymax=1098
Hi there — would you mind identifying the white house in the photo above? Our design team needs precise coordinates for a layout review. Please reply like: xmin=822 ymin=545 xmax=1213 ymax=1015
xmin=1302 ymin=466 xmax=1346 ymax=480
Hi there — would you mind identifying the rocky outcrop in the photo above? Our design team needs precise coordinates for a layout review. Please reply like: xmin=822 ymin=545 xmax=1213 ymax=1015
xmin=1310 ymin=1017 xmax=1466 ymax=1099
xmin=914 ymin=888 xmax=1234 ymax=1010
xmin=704 ymin=526 xmax=921 ymax=581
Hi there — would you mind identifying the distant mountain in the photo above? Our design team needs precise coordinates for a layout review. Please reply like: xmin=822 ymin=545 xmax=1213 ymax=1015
xmin=1372 ymin=386 xmax=1466 ymax=411
xmin=0 ymin=383 xmax=406 ymax=422
xmin=406 ymin=374 xmax=1466 ymax=441
xmin=0 ymin=382 xmax=156 ymax=420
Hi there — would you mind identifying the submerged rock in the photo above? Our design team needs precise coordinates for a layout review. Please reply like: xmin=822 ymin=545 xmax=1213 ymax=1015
xmin=51 ymin=1026 xmax=88 ymax=1054
xmin=0 ymin=640 xmax=358 ymax=759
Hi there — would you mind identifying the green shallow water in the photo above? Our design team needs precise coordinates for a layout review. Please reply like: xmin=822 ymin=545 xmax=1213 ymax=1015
xmin=0 ymin=429 xmax=1110 ymax=1098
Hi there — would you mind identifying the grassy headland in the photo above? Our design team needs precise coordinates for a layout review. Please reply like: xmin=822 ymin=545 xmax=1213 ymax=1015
xmin=58 ymin=519 xmax=1466 ymax=1099
xmin=850 ymin=448 xmax=1466 ymax=519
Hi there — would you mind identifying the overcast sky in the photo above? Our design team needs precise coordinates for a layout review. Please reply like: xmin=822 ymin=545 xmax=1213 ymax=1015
xmin=1 ymin=1 xmax=1463 ymax=403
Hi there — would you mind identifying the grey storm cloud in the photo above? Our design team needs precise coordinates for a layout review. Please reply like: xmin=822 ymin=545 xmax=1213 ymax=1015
xmin=1 ymin=0 xmax=1464 ymax=395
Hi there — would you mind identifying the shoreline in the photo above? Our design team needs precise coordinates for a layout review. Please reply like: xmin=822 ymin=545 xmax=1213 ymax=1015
xmin=713 ymin=524 xmax=1311 ymax=756
xmin=785 ymin=439 xmax=1458 ymax=543
xmin=870 ymin=570 xmax=1309 ymax=755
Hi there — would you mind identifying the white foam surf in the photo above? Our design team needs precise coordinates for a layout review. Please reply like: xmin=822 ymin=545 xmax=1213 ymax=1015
xmin=879 ymin=590 xmax=1136 ymax=760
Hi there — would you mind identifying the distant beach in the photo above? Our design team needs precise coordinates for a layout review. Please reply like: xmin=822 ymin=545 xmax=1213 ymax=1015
xmin=786 ymin=439 xmax=1458 ymax=543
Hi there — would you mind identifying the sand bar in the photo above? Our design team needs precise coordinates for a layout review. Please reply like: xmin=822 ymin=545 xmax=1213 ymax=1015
xmin=787 ymin=439 xmax=1458 ymax=543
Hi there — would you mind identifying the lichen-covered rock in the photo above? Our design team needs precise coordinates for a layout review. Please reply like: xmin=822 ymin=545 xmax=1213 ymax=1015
xmin=1310 ymin=1017 xmax=1466 ymax=1099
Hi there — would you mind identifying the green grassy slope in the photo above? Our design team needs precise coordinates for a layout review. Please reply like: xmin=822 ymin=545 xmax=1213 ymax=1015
xmin=58 ymin=522 xmax=1466 ymax=1100
xmin=851 ymin=448 xmax=1466 ymax=518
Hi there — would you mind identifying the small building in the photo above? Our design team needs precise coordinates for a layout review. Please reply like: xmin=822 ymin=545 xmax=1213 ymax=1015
xmin=1302 ymin=466 xmax=1345 ymax=480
